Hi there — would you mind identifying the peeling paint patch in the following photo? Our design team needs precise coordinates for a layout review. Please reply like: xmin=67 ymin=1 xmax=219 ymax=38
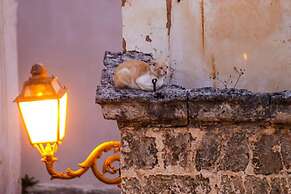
xmin=145 ymin=35 xmax=152 ymax=42
xmin=123 ymin=38 xmax=127 ymax=52
xmin=121 ymin=0 xmax=126 ymax=7
xmin=166 ymin=0 xmax=172 ymax=36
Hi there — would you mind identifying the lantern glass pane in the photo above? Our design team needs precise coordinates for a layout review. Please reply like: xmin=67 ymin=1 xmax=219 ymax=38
xmin=19 ymin=99 xmax=58 ymax=144
xmin=59 ymin=93 xmax=67 ymax=141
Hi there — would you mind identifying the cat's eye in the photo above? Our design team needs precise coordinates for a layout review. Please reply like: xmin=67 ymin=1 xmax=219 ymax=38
xmin=152 ymin=63 xmax=156 ymax=66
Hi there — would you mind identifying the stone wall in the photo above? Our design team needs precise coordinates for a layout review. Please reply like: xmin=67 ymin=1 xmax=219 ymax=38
xmin=96 ymin=51 xmax=291 ymax=194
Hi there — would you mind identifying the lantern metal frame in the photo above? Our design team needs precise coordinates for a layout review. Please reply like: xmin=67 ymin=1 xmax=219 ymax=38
xmin=15 ymin=64 xmax=121 ymax=186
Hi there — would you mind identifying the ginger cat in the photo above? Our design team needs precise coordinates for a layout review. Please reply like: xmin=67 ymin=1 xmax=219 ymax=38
xmin=113 ymin=60 xmax=168 ymax=91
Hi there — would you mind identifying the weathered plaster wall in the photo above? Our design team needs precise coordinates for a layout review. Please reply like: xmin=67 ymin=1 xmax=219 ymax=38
xmin=122 ymin=0 xmax=291 ymax=92
xmin=122 ymin=0 xmax=169 ymax=59
xmin=0 ymin=0 xmax=21 ymax=193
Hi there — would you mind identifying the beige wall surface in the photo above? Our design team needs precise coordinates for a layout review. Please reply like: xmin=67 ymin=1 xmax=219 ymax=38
xmin=17 ymin=0 xmax=122 ymax=187
xmin=123 ymin=0 xmax=291 ymax=92
xmin=0 ymin=0 xmax=20 ymax=193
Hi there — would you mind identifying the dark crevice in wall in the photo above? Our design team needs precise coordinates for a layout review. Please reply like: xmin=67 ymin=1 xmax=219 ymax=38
xmin=200 ymin=0 xmax=205 ymax=54
xmin=186 ymin=90 xmax=190 ymax=126
xmin=210 ymin=55 xmax=217 ymax=88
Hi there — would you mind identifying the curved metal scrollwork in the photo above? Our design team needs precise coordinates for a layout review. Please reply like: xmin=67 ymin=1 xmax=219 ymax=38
xmin=39 ymin=141 xmax=121 ymax=185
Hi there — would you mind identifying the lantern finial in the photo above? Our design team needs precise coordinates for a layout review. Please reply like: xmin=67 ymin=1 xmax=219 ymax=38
xmin=31 ymin=64 xmax=48 ymax=78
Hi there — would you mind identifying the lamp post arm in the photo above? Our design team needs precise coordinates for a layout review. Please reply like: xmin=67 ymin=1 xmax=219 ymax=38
xmin=40 ymin=141 xmax=121 ymax=185
xmin=42 ymin=155 xmax=89 ymax=180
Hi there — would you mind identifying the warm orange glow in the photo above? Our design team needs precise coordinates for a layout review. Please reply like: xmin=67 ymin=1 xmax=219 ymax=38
xmin=19 ymin=92 xmax=68 ymax=144
xmin=36 ymin=92 xmax=44 ymax=96
xmin=59 ymin=93 xmax=67 ymax=141
xmin=243 ymin=53 xmax=248 ymax=61
xmin=19 ymin=99 xmax=59 ymax=144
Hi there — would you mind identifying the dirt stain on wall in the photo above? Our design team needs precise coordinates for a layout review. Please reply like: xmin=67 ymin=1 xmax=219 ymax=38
xmin=210 ymin=0 xmax=282 ymax=43
xmin=122 ymin=38 xmax=127 ymax=52
xmin=200 ymin=0 xmax=205 ymax=53
xmin=145 ymin=35 xmax=152 ymax=42
xmin=121 ymin=0 xmax=126 ymax=7
xmin=166 ymin=0 xmax=173 ymax=36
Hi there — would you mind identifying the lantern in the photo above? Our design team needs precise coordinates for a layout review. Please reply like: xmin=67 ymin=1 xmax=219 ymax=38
xmin=15 ymin=64 xmax=67 ymax=145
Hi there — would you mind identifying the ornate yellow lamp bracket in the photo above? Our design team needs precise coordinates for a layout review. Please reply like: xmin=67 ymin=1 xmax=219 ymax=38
xmin=35 ymin=141 xmax=121 ymax=185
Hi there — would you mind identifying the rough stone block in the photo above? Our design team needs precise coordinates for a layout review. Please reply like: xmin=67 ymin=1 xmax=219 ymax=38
xmin=245 ymin=175 xmax=269 ymax=194
xmin=189 ymin=88 xmax=271 ymax=123
xmin=220 ymin=175 xmax=245 ymax=194
xmin=100 ymin=96 xmax=188 ymax=127
xmin=144 ymin=175 xmax=211 ymax=194
xmin=121 ymin=130 xmax=158 ymax=170
xmin=218 ymin=131 xmax=249 ymax=172
xmin=271 ymin=91 xmax=291 ymax=124
xmin=121 ymin=178 xmax=141 ymax=194
xmin=269 ymin=177 xmax=289 ymax=194
xmin=163 ymin=131 xmax=195 ymax=168
xmin=252 ymin=133 xmax=283 ymax=175
xmin=195 ymin=129 xmax=222 ymax=171
xmin=280 ymin=129 xmax=291 ymax=170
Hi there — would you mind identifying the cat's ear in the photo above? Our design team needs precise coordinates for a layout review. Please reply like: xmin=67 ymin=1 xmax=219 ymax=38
xmin=155 ymin=55 xmax=170 ymax=65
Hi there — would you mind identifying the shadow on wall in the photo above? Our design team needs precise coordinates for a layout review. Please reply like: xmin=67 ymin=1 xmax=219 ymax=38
xmin=17 ymin=0 xmax=122 ymax=187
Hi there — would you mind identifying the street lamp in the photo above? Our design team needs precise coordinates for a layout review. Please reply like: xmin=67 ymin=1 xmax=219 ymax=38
xmin=15 ymin=64 xmax=121 ymax=185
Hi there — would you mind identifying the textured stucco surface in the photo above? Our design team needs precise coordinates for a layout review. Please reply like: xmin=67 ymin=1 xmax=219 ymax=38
xmin=122 ymin=0 xmax=291 ymax=92
xmin=0 ymin=0 xmax=21 ymax=193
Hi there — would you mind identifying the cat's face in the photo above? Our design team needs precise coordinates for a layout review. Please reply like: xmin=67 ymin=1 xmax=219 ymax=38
xmin=150 ymin=62 xmax=169 ymax=78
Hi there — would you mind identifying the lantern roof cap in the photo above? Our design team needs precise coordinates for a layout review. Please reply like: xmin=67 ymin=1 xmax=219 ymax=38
xmin=15 ymin=64 xmax=66 ymax=102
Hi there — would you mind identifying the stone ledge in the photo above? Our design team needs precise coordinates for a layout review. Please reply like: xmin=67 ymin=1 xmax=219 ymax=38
xmin=96 ymin=51 xmax=291 ymax=126
xmin=27 ymin=183 xmax=120 ymax=194
xmin=189 ymin=87 xmax=271 ymax=123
